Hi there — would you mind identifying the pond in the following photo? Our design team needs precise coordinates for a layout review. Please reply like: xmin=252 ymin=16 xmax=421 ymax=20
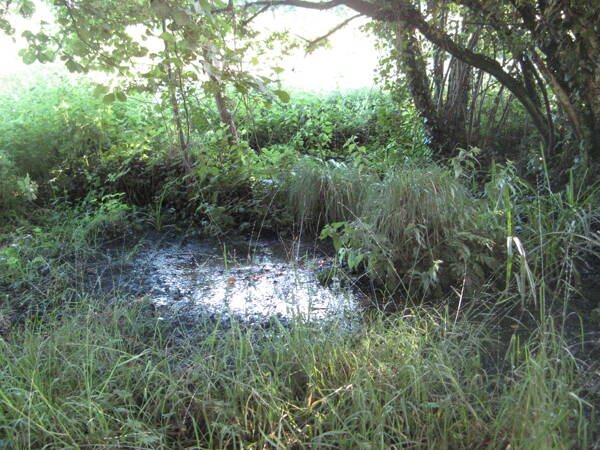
xmin=117 ymin=234 xmax=362 ymax=327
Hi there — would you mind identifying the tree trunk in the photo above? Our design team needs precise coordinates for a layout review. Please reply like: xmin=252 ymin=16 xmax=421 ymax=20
xmin=393 ymin=21 xmax=454 ymax=155
xmin=202 ymin=48 xmax=239 ymax=148
xmin=582 ymin=73 xmax=600 ymax=165
xmin=162 ymin=20 xmax=192 ymax=174
xmin=211 ymin=77 xmax=239 ymax=148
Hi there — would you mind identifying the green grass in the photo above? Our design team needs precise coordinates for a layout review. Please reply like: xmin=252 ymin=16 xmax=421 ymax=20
xmin=286 ymin=158 xmax=374 ymax=229
xmin=0 ymin=297 xmax=592 ymax=448
xmin=284 ymin=160 xmax=501 ymax=297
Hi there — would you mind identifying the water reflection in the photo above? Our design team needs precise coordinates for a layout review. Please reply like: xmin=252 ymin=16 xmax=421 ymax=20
xmin=133 ymin=238 xmax=358 ymax=322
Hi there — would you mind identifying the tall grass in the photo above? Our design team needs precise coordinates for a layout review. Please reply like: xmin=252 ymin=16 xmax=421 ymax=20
xmin=0 ymin=297 xmax=592 ymax=448
xmin=0 ymin=200 xmax=134 ymax=319
xmin=286 ymin=158 xmax=375 ymax=229
xmin=484 ymin=161 xmax=600 ymax=311
xmin=285 ymin=160 xmax=501 ymax=296
xmin=284 ymin=156 xmax=600 ymax=302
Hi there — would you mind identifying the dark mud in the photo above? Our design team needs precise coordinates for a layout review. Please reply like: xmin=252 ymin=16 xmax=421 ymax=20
xmin=95 ymin=233 xmax=363 ymax=329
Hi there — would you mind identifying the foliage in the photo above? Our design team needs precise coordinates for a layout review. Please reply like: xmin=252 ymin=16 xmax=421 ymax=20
xmin=0 ymin=74 xmax=104 ymax=181
xmin=241 ymin=89 xmax=428 ymax=162
xmin=0 ymin=73 xmax=167 ymax=188
xmin=0 ymin=184 xmax=595 ymax=447
xmin=13 ymin=0 xmax=280 ymax=94
xmin=5 ymin=0 xmax=600 ymax=167
xmin=0 ymin=3 xmax=597 ymax=447
xmin=283 ymin=159 xmax=501 ymax=297
xmin=0 ymin=72 xmax=597 ymax=447
xmin=0 ymin=75 xmax=434 ymax=235
xmin=5 ymin=0 xmax=299 ymax=172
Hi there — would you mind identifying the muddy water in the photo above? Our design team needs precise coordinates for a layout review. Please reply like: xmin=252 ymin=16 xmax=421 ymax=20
xmin=128 ymin=236 xmax=360 ymax=325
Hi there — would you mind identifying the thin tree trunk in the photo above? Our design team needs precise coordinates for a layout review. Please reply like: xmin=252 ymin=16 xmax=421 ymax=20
xmin=212 ymin=78 xmax=239 ymax=148
xmin=162 ymin=20 xmax=192 ymax=174
xmin=393 ymin=21 xmax=453 ymax=155
xmin=202 ymin=48 xmax=239 ymax=148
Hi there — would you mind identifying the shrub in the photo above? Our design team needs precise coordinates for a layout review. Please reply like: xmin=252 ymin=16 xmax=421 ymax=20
xmin=0 ymin=74 xmax=107 ymax=181
xmin=240 ymin=89 xmax=429 ymax=163
xmin=0 ymin=73 xmax=167 ymax=194
xmin=284 ymin=159 xmax=501 ymax=298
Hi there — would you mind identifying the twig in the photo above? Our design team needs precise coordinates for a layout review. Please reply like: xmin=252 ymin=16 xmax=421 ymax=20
xmin=304 ymin=13 xmax=362 ymax=54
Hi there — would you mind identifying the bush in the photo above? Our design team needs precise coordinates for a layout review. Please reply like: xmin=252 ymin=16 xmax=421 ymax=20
xmin=0 ymin=73 xmax=167 ymax=191
xmin=0 ymin=74 xmax=106 ymax=181
xmin=240 ymin=89 xmax=429 ymax=163
xmin=284 ymin=159 xmax=501 ymax=298
xmin=286 ymin=158 xmax=374 ymax=228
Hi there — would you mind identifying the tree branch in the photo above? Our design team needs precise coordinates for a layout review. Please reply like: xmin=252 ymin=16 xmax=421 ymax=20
xmin=242 ymin=0 xmax=552 ymax=146
xmin=302 ymin=13 xmax=362 ymax=54
xmin=244 ymin=0 xmax=345 ymax=11
xmin=240 ymin=5 xmax=270 ymax=27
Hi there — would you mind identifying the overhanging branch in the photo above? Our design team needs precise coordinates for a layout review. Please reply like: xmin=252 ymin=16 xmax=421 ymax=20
xmin=244 ymin=0 xmax=345 ymax=10
xmin=242 ymin=0 xmax=553 ymax=146
xmin=302 ymin=13 xmax=362 ymax=54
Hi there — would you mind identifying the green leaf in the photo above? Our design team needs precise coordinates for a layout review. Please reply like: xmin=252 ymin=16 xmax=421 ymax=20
xmin=65 ymin=60 xmax=84 ymax=73
xmin=159 ymin=32 xmax=176 ymax=43
xmin=197 ymin=0 xmax=213 ymax=13
xmin=172 ymin=8 xmax=192 ymax=25
xmin=103 ymin=93 xmax=116 ymax=104
xmin=134 ymin=46 xmax=149 ymax=57
xmin=163 ymin=57 xmax=183 ymax=67
xmin=71 ymin=40 xmax=88 ymax=57
xmin=93 ymin=85 xmax=110 ymax=97
xmin=115 ymin=92 xmax=127 ymax=102
xmin=273 ymin=89 xmax=290 ymax=103
xmin=18 ymin=49 xmax=36 ymax=65
xmin=151 ymin=0 xmax=171 ymax=18
xmin=234 ymin=83 xmax=248 ymax=95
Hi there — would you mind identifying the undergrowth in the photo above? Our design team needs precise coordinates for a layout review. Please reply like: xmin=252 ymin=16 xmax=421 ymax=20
xmin=0 ymin=296 xmax=592 ymax=448
xmin=0 ymin=75 xmax=598 ymax=449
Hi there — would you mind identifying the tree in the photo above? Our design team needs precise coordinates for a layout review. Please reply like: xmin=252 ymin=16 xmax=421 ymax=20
xmin=246 ymin=0 xmax=599 ymax=164
xmin=2 ymin=0 xmax=289 ymax=171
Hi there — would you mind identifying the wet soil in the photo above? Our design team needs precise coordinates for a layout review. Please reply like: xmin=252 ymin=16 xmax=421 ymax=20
xmin=93 ymin=232 xmax=362 ymax=328
xmin=87 ymin=231 xmax=600 ymax=408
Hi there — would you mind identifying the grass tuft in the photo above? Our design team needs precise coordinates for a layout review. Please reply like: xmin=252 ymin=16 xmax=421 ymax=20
xmin=284 ymin=160 xmax=501 ymax=297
